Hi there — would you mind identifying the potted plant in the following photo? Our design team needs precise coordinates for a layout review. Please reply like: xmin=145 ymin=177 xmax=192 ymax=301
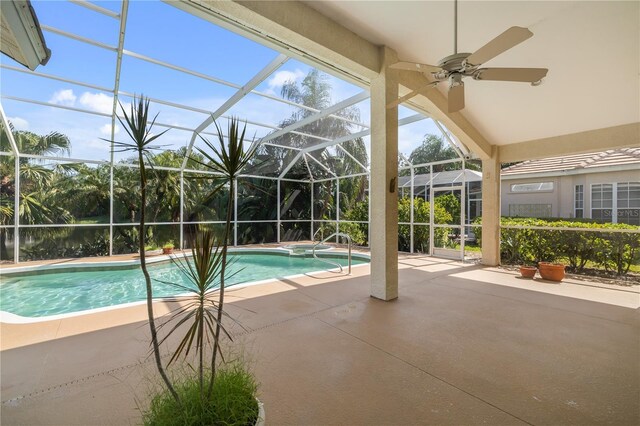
xmin=519 ymin=264 xmax=537 ymax=278
xmin=162 ymin=241 xmax=174 ymax=255
xmin=146 ymin=230 xmax=263 ymax=426
xmin=141 ymin=117 xmax=264 ymax=425
xmin=538 ymin=261 xmax=566 ymax=282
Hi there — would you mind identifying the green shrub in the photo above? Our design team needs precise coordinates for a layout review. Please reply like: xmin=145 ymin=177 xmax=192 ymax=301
xmin=434 ymin=193 xmax=460 ymax=224
xmin=338 ymin=221 xmax=367 ymax=246
xmin=556 ymin=229 xmax=597 ymax=273
xmin=341 ymin=198 xmax=369 ymax=246
xmin=592 ymin=230 xmax=640 ymax=275
xmin=397 ymin=197 xmax=451 ymax=251
xmin=339 ymin=196 xmax=454 ymax=252
xmin=313 ymin=222 xmax=337 ymax=241
xmin=143 ymin=364 xmax=259 ymax=426
xmin=473 ymin=217 xmax=640 ymax=276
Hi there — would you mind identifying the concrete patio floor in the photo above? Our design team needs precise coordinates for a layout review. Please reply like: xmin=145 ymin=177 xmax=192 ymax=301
xmin=1 ymin=255 xmax=639 ymax=425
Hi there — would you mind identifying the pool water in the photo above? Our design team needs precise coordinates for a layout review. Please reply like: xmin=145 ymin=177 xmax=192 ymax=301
xmin=0 ymin=252 xmax=367 ymax=318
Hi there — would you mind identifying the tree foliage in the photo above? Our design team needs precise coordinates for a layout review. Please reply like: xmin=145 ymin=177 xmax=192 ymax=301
xmin=244 ymin=69 xmax=368 ymax=240
xmin=0 ymin=125 xmax=74 ymax=260
xmin=401 ymin=133 xmax=482 ymax=174
xmin=408 ymin=134 xmax=458 ymax=169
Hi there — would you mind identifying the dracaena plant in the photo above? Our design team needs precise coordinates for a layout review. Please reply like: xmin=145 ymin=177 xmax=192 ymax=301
xmin=155 ymin=229 xmax=241 ymax=399
xmin=190 ymin=117 xmax=260 ymax=393
xmin=110 ymin=95 xmax=179 ymax=402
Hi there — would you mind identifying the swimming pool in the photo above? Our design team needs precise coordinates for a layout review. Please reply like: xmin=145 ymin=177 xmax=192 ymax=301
xmin=0 ymin=250 xmax=369 ymax=319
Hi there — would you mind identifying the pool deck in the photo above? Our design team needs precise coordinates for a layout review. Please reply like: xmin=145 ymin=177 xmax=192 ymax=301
xmin=1 ymin=251 xmax=639 ymax=425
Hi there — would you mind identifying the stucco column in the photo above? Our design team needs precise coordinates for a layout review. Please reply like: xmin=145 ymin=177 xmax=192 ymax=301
xmin=481 ymin=148 xmax=501 ymax=266
xmin=370 ymin=46 xmax=399 ymax=301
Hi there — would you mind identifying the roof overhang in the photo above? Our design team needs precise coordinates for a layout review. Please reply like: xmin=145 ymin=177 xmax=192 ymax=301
xmin=499 ymin=123 xmax=640 ymax=164
xmin=0 ymin=0 xmax=51 ymax=71
xmin=501 ymin=163 xmax=640 ymax=181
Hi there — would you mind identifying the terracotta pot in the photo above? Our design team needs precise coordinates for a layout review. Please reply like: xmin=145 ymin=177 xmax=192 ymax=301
xmin=162 ymin=247 xmax=173 ymax=255
xmin=519 ymin=266 xmax=537 ymax=278
xmin=538 ymin=263 xmax=565 ymax=282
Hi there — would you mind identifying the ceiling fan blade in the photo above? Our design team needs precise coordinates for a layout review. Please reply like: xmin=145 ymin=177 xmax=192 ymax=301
xmin=475 ymin=68 xmax=548 ymax=82
xmin=389 ymin=61 xmax=441 ymax=73
xmin=387 ymin=82 xmax=439 ymax=109
xmin=448 ymin=83 xmax=465 ymax=113
xmin=466 ymin=26 xmax=533 ymax=66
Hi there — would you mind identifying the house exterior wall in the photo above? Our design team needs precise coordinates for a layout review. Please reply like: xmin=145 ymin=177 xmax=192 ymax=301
xmin=501 ymin=169 xmax=640 ymax=221
xmin=500 ymin=177 xmax=560 ymax=217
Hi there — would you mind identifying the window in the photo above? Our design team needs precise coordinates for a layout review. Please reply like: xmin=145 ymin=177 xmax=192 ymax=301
xmin=617 ymin=182 xmax=640 ymax=225
xmin=574 ymin=185 xmax=584 ymax=218
xmin=510 ymin=182 xmax=554 ymax=192
xmin=591 ymin=183 xmax=613 ymax=222
xmin=591 ymin=182 xmax=640 ymax=225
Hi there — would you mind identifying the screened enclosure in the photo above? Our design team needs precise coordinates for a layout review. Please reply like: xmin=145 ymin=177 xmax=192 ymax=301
xmin=0 ymin=0 xmax=478 ymax=263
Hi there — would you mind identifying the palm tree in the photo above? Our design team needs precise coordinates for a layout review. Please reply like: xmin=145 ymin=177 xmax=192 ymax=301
xmin=112 ymin=163 xmax=141 ymax=223
xmin=149 ymin=150 xmax=183 ymax=223
xmin=59 ymin=163 xmax=110 ymax=222
xmin=0 ymin=125 xmax=72 ymax=259
xmin=12 ymin=129 xmax=71 ymax=156
xmin=276 ymin=70 xmax=367 ymax=175
xmin=241 ymin=70 xmax=369 ymax=242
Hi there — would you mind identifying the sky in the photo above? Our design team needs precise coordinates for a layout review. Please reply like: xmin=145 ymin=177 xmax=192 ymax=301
xmin=0 ymin=0 xmax=444 ymax=166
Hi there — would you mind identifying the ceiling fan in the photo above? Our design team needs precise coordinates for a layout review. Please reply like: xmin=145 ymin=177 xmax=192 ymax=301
xmin=388 ymin=0 xmax=548 ymax=112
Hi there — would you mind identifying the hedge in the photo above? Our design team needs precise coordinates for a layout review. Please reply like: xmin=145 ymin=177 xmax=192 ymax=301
xmin=472 ymin=217 xmax=640 ymax=276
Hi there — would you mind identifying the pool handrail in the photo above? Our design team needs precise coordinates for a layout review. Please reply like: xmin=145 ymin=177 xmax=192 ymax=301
xmin=312 ymin=232 xmax=352 ymax=275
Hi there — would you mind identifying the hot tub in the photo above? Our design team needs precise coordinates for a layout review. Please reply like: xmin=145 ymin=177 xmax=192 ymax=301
xmin=282 ymin=243 xmax=332 ymax=252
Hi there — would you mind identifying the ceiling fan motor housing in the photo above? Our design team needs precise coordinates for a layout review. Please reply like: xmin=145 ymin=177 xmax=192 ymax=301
xmin=435 ymin=53 xmax=478 ymax=79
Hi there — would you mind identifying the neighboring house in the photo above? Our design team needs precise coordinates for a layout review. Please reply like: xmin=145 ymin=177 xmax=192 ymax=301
xmin=397 ymin=169 xmax=483 ymax=221
xmin=500 ymin=148 xmax=640 ymax=225
xmin=395 ymin=149 xmax=639 ymax=226
xmin=397 ymin=169 xmax=482 ymax=198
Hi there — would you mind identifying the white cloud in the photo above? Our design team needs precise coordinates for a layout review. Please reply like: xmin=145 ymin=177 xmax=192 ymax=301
xmin=99 ymin=124 xmax=111 ymax=136
xmin=8 ymin=116 xmax=29 ymax=130
xmin=268 ymin=69 xmax=305 ymax=90
xmin=79 ymin=92 xmax=114 ymax=114
xmin=98 ymin=123 xmax=120 ymax=136
xmin=13 ymin=107 xmax=114 ymax=160
xmin=49 ymin=89 xmax=77 ymax=106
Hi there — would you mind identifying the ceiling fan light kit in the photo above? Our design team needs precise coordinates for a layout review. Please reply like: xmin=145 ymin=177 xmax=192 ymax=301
xmin=388 ymin=0 xmax=549 ymax=112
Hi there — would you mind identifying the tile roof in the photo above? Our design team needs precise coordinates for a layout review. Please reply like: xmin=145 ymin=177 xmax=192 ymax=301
xmin=500 ymin=148 xmax=640 ymax=176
